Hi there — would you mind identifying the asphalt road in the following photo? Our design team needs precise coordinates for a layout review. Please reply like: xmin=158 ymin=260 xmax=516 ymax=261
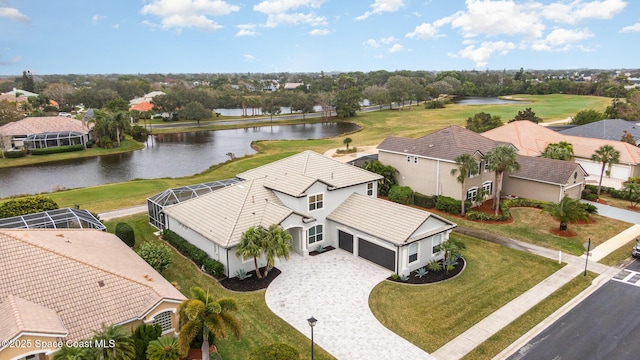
xmin=507 ymin=259 xmax=640 ymax=360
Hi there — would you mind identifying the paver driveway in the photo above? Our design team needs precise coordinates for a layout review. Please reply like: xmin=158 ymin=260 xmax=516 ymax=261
xmin=265 ymin=249 xmax=435 ymax=360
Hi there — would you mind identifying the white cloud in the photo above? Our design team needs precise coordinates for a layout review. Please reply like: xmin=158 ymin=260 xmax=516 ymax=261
xmin=388 ymin=44 xmax=404 ymax=53
xmin=365 ymin=39 xmax=380 ymax=48
xmin=449 ymin=41 xmax=516 ymax=67
xmin=621 ymin=22 xmax=640 ymax=33
xmin=141 ymin=0 xmax=239 ymax=31
xmin=543 ymin=0 xmax=626 ymax=24
xmin=254 ymin=0 xmax=326 ymax=28
xmin=263 ymin=12 xmax=327 ymax=27
xmin=236 ymin=24 xmax=260 ymax=36
xmin=356 ymin=0 xmax=404 ymax=21
xmin=244 ymin=54 xmax=256 ymax=62
xmin=254 ymin=0 xmax=324 ymax=14
xmin=309 ymin=28 xmax=330 ymax=35
xmin=112 ymin=23 xmax=120 ymax=30
xmin=0 ymin=7 xmax=30 ymax=23
xmin=531 ymin=27 xmax=593 ymax=51
xmin=92 ymin=15 xmax=105 ymax=24
xmin=380 ymin=36 xmax=397 ymax=44
xmin=405 ymin=23 xmax=443 ymax=39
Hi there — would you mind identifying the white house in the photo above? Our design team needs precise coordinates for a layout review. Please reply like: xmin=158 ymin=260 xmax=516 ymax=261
xmin=161 ymin=151 xmax=456 ymax=278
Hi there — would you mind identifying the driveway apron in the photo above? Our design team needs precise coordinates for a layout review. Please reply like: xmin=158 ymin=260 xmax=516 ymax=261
xmin=266 ymin=250 xmax=435 ymax=360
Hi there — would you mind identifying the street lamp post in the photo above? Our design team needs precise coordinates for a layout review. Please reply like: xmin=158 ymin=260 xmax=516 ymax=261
xmin=307 ymin=316 xmax=317 ymax=360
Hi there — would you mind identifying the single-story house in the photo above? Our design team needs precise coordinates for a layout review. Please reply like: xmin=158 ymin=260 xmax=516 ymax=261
xmin=0 ymin=116 xmax=92 ymax=151
xmin=482 ymin=120 xmax=640 ymax=184
xmin=160 ymin=151 xmax=456 ymax=278
xmin=0 ymin=229 xmax=186 ymax=360
xmin=558 ymin=119 xmax=640 ymax=146
xmin=129 ymin=91 xmax=166 ymax=105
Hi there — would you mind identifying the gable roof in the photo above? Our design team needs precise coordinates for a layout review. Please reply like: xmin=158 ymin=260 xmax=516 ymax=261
xmin=559 ymin=119 xmax=640 ymax=144
xmin=0 ymin=116 xmax=90 ymax=136
xmin=509 ymin=155 xmax=587 ymax=185
xmin=482 ymin=120 xmax=640 ymax=165
xmin=0 ymin=229 xmax=185 ymax=342
xmin=377 ymin=125 xmax=513 ymax=162
xmin=130 ymin=101 xmax=154 ymax=112
xmin=327 ymin=193 xmax=456 ymax=246
xmin=0 ymin=295 xmax=68 ymax=344
xmin=237 ymin=150 xmax=382 ymax=197
xmin=162 ymin=178 xmax=301 ymax=248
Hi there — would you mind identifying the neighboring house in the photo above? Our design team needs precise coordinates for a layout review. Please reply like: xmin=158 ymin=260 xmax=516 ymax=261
xmin=161 ymin=151 xmax=456 ymax=277
xmin=0 ymin=116 xmax=92 ymax=150
xmin=129 ymin=101 xmax=154 ymax=112
xmin=2 ymin=88 xmax=39 ymax=98
xmin=482 ymin=120 xmax=640 ymax=184
xmin=377 ymin=125 xmax=512 ymax=202
xmin=129 ymin=91 xmax=166 ymax=105
xmin=0 ymin=229 xmax=186 ymax=360
xmin=558 ymin=119 xmax=640 ymax=145
xmin=284 ymin=82 xmax=304 ymax=90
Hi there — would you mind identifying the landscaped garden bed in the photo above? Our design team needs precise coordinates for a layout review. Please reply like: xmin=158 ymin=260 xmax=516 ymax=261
xmin=309 ymin=245 xmax=336 ymax=256
xmin=387 ymin=258 xmax=465 ymax=285
xmin=220 ymin=267 xmax=281 ymax=292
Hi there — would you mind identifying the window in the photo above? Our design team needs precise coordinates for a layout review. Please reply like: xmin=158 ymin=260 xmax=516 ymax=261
xmin=466 ymin=187 xmax=478 ymax=201
xmin=308 ymin=193 xmax=324 ymax=211
xmin=482 ymin=181 xmax=492 ymax=196
xmin=432 ymin=234 xmax=442 ymax=254
xmin=367 ymin=182 xmax=374 ymax=196
xmin=477 ymin=161 xmax=482 ymax=175
xmin=484 ymin=158 xmax=490 ymax=172
xmin=153 ymin=311 xmax=173 ymax=332
xmin=409 ymin=243 xmax=418 ymax=263
xmin=308 ymin=225 xmax=323 ymax=244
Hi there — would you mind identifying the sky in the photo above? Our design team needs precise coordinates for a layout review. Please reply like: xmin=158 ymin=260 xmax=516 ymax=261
xmin=0 ymin=0 xmax=639 ymax=75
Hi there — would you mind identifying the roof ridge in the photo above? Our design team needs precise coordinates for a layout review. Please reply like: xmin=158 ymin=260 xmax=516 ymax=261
xmin=226 ymin=179 xmax=255 ymax=247
xmin=6 ymin=295 xmax=24 ymax=331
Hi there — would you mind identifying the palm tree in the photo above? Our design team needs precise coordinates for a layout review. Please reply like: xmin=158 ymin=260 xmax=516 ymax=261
xmin=262 ymin=224 xmax=293 ymax=277
xmin=486 ymin=145 xmax=521 ymax=215
xmin=53 ymin=344 xmax=91 ymax=360
xmin=591 ymin=144 xmax=621 ymax=196
xmin=178 ymin=287 xmax=241 ymax=360
xmin=146 ymin=336 xmax=182 ymax=360
xmin=450 ymin=153 xmax=479 ymax=216
xmin=236 ymin=226 xmax=266 ymax=279
xmin=92 ymin=323 xmax=136 ymax=360
xmin=543 ymin=195 xmax=589 ymax=231
xmin=343 ymin=137 xmax=353 ymax=150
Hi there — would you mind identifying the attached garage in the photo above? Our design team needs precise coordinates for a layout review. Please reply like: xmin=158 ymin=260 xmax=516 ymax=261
xmin=358 ymin=237 xmax=395 ymax=271
xmin=338 ymin=230 xmax=353 ymax=253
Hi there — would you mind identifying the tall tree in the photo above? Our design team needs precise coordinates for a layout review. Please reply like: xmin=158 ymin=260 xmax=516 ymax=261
xmin=508 ymin=107 xmax=541 ymax=123
xmin=236 ymin=226 xmax=266 ymax=279
xmin=385 ymin=75 xmax=412 ymax=109
xmin=450 ymin=154 xmax=479 ymax=216
xmin=262 ymin=224 xmax=293 ymax=277
xmin=92 ymin=324 xmax=136 ymax=360
xmin=177 ymin=287 xmax=241 ymax=360
xmin=486 ymin=145 xmax=521 ymax=215
xmin=591 ymin=144 xmax=620 ymax=196
xmin=542 ymin=141 xmax=574 ymax=161
xmin=53 ymin=344 xmax=91 ymax=360
xmin=571 ymin=109 xmax=604 ymax=125
xmin=178 ymin=101 xmax=211 ymax=127
xmin=132 ymin=324 xmax=162 ymax=360
xmin=363 ymin=85 xmax=390 ymax=110
xmin=363 ymin=160 xmax=398 ymax=196
xmin=542 ymin=195 xmax=589 ymax=231
xmin=335 ymin=87 xmax=361 ymax=118
xmin=465 ymin=112 xmax=502 ymax=133
xmin=22 ymin=70 xmax=35 ymax=92
xmin=343 ymin=137 xmax=353 ymax=150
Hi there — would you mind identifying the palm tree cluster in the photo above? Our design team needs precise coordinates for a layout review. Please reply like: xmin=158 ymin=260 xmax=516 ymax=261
xmin=543 ymin=195 xmax=590 ymax=231
xmin=89 ymin=110 xmax=131 ymax=148
xmin=236 ymin=224 xmax=293 ymax=279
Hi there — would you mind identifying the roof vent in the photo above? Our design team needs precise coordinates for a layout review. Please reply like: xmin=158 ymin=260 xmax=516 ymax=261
xmin=252 ymin=195 xmax=255 ymax=203
xmin=98 ymin=280 xmax=105 ymax=287
xmin=429 ymin=144 xmax=434 ymax=148
xmin=331 ymin=172 xmax=334 ymax=179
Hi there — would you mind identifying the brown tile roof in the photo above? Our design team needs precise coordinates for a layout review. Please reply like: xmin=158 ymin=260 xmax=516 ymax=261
xmin=377 ymin=125 xmax=513 ymax=162
xmin=0 ymin=116 xmax=90 ymax=136
xmin=162 ymin=178 xmax=299 ymax=248
xmin=482 ymin=120 xmax=640 ymax=165
xmin=0 ymin=295 xmax=67 ymax=343
xmin=509 ymin=155 xmax=587 ymax=185
xmin=130 ymin=102 xmax=154 ymax=112
xmin=0 ymin=229 xmax=185 ymax=342
xmin=237 ymin=150 xmax=382 ymax=197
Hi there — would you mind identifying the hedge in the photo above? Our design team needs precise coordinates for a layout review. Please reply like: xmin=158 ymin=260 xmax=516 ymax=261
xmin=30 ymin=144 xmax=84 ymax=155
xmin=3 ymin=149 xmax=26 ymax=158
xmin=503 ymin=198 xmax=550 ymax=209
xmin=414 ymin=192 xmax=437 ymax=209
xmin=0 ymin=195 xmax=59 ymax=219
xmin=115 ymin=222 xmax=136 ymax=247
xmin=435 ymin=196 xmax=471 ymax=215
xmin=388 ymin=185 xmax=414 ymax=205
xmin=467 ymin=202 xmax=510 ymax=221
xmin=162 ymin=229 xmax=225 ymax=278
xmin=248 ymin=343 xmax=300 ymax=360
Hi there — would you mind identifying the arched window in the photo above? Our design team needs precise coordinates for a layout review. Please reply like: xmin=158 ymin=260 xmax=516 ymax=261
xmin=153 ymin=311 xmax=173 ymax=332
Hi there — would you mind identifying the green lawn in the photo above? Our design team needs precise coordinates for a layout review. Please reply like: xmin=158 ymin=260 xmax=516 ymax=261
xmin=105 ymin=214 xmax=334 ymax=360
xmin=369 ymin=233 xmax=564 ymax=353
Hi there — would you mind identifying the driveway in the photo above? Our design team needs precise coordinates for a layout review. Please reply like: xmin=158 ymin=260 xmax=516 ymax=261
xmin=265 ymin=250 xmax=434 ymax=360
xmin=581 ymin=199 xmax=640 ymax=224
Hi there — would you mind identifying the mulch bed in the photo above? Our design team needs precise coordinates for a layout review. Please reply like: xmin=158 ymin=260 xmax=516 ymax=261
xmin=550 ymin=228 xmax=577 ymax=237
xmin=309 ymin=245 xmax=336 ymax=256
xmin=386 ymin=258 xmax=466 ymax=285
xmin=219 ymin=267 xmax=281 ymax=292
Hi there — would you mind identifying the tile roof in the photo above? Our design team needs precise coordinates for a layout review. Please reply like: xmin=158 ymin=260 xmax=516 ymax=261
xmin=377 ymin=125 xmax=513 ymax=162
xmin=327 ymin=193 xmax=456 ymax=245
xmin=162 ymin=178 xmax=299 ymax=248
xmin=0 ymin=116 xmax=90 ymax=136
xmin=0 ymin=295 xmax=67 ymax=343
xmin=559 ymin=119 xmax=640 ymax=144
xmin=129 ymin=102 xmax=154 ymax=112
xmin=509 ymin=155 xmax=587 ymax=185
xmin=0 ymin=229 xmax=185 ymax=342
xmin=482 ymin=120 xmax=640 ymax=165
xmin=237 ymin=150 xmax=382 ymax=197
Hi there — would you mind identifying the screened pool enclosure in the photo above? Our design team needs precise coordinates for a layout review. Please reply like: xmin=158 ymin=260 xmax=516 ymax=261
xmin=24 ymin=131 xmax=86 ymax=149
xmin=0 ymin=208 xmax=105 ymax=230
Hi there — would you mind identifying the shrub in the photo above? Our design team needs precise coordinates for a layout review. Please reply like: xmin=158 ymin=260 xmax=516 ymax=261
xmin=466 ymin=202 xmax=511 ymax=221
xmin=162 ymin=230 xmax=225 ymax=277
xmin=136 ymin=242 xmax=172 ymax=273
xmin=97 ymin=136 xmax=113 ymax=148
xmin=580 ymin=202 xmax=599 ymax=214
xmin=86 ymin=139 xmax=94 ymax=148
xmin=236 ymin=268 xmax=252 ymax=280
xmin=503 ymin=198 xmax=550 ymax=209
xmin=202 ymin=258 xmax=225 ymax=278
xmin=415 ymin=267 xmax=429 ymax=278
xmin=248 ymin=343 xmax=300 ymax=360
xmin=388 ymin=185 xmax=414 ymax=205
xmin=3 ymin=149 xmax=26 ymax=158
xmin=414 ymin=192 xmax=437 ymax=208
xmin=29 ymin=144 xmax=84 ymax=155
xmin=0 ymin=195 xmax=59 ymax=219
xmin=132 ymin=324 xmax=162 ymax=360
xmin=129 ymin=125 xmax=149 ymax=141
xmin=427 ymin=260 xmax=443 ymax=272
xmin=115 ymin=222 xmax=135 ymax=247
xmin=424 ymin=100 xmax=447 ymax=109
xmin=435 ymin=196 xmax=471 ymax=215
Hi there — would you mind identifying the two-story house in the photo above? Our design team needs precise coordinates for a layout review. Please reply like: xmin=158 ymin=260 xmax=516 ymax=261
xmin=161 ymin=151 xmax=457 ymax=277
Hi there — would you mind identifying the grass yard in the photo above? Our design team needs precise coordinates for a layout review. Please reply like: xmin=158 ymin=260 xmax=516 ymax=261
xmin=598 ymin=238 xmax=637 ymax=266
xmin=105 ymin=214 xmax=334 ymax=360
xmin=434 ymin=207 xmax=632 ymax=255
xmin=462 ymin=271 xmax=598 ymax=360
xmin=369 ymin=233 xmax=564 ymax=353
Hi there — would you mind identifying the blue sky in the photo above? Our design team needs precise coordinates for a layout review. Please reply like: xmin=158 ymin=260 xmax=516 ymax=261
xmin=1 ymin=0 xmax=639 ymax=75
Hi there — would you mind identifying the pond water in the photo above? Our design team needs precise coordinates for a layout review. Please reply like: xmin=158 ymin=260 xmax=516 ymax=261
xmin=0 ymin=122 xmax=360 ymax=198
xmin=454 ymin=97 xmax=526 ymax=105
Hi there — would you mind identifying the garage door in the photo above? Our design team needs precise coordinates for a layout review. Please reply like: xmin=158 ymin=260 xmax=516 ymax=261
xmin=338 ymin=230 xmax=353 ymax=253
xmin=358 ymin=238 xmax=395 ymax=271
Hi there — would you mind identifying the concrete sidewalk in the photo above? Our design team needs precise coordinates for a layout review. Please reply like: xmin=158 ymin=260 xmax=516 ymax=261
xmin=98 ymin=204 xmax=147 ymax=221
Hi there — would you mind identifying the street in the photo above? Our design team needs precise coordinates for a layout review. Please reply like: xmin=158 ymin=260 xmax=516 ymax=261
xmin=507 ymin=259 xmax=640 ymax=360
